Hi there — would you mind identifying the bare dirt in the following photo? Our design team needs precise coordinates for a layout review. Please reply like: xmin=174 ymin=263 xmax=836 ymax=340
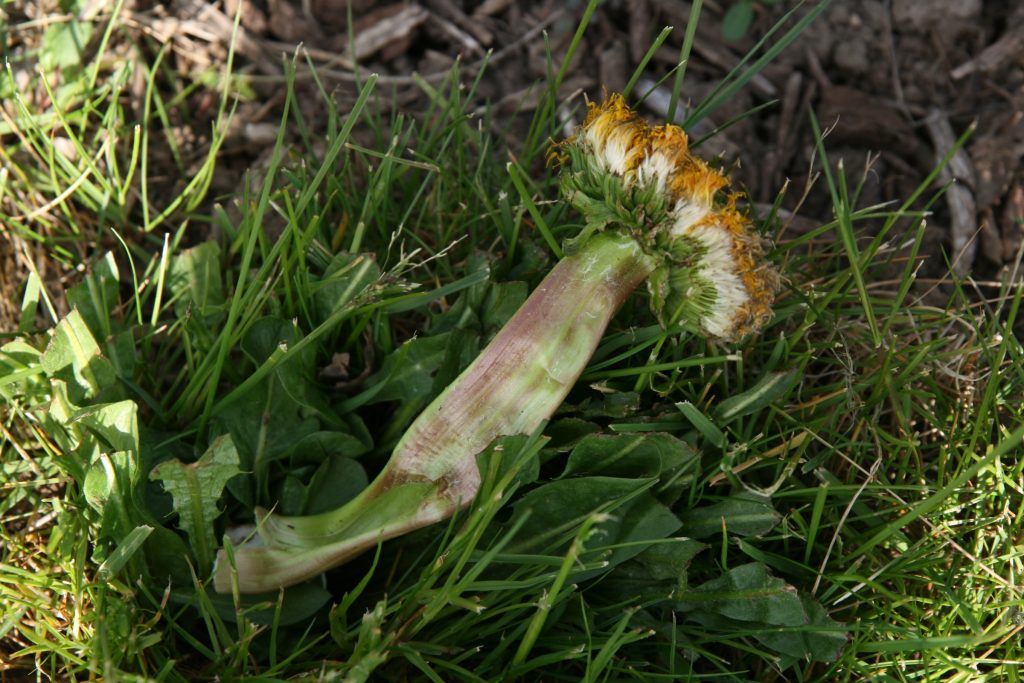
xmin=147 ymin=0 xmax=1024 ymax=288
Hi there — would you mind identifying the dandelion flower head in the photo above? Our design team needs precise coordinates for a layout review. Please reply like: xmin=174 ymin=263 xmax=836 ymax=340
xmin=556 ymin=93 xmax=779 ymax=341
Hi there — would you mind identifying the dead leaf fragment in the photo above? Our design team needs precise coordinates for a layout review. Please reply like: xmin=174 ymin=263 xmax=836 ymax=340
xmin=819 ymin=86 xmax=916 ymax=156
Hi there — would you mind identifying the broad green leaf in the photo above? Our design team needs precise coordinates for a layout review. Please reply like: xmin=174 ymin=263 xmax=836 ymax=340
xmin=18 ymin=271 xmax=42 ymax=333
xmin=297 ymin=455 xmax=369 ymax=515
xmin=721 ymin=1 xmax=754 ymax=42
xmin=754 ymin=592 xmax=848 ymax=661
xmin=218 ymin=582 xmax=332 ymax=626
xmin=580 ymin=391 xmax=641 ymax=419
xmin=507 ymin=476 xmax=653 ymax=554
xmin=284 ymin=431 xmax=371 ymax=467
xmin=83 ymin=451 xmax=129 ymax=510
xmin=312 ymin=251 xmax=381 ymax=323
xmin=561 ymin=432 xmax=699 ymax=481
xmin=45 ymin=381 xmax=85 ymax=459
xmin=71 ymin=399 xmax=139 ymax=453
xmin=0 ymin=340 xmax=44 ymax=399
xmin=635 ymin=538 xmax=707 ymax=582
xmin=83 ymin=450 xmax=140 ymax=545
xmin=428 ymin=328 xmax=479 ymax=394
xmin=171 ymin=582 xmax=333 ymax=627
xmin=241 ymin=316 xmax=302 ymax=363
xmin=595 ymin=538 xmax=707 ymax=606
xmin=678 ymin=562 xmax=805 ymax=623
xmin=504 ymin=476 xmax=679 ymax=571
xmin=40 ymin=18 xmax=94 ymax=71
xmin=277 ymin=473 xmax=310 ymax=517
xmin=679 ymin=491 xmax=780 ymax=539
xmin=431 ymin=275 xmax=529 ymax=335
xmin=42 ymin=309 xmax=117 ymax=401
xmin=544 ymin=417 xmax=603 ymax=451
xmin=678 ymin=562 xmax=846 ymax=661
xmin=0 ymin=340 xmax=42 ymax=371
xmin=150 ymin=435 xmax=241 ymax=575
xmin=144 ymin=525 xmax=194 ymax=587
xmin=358 ymin=333 xmax=453 ymax=405
xmin=602 ymin=491 xmax=682 ymax=568
xmin=477 ymin=280 xmax=529 ymax=331
xmin=104 ymin=329 xmax=138 ymax=380
xmin=138 ymin=424 xmax=199 ymax=517
xmin=212 ymin=368 xmax=320 ymax=506
xmin=715 ymin=370 xmax=799 ymax=422
xmin=430 ymin=264 xmax=528 ymax=335
xmin=675 ymin=401 xmax=726 ymax=448
xmin=241 ymin=316 xmax=346 ymax=429
xmin=66 ymin=251 xmax=119 ymax=340
xmin=475 ymin=435 xmax=543 ymax=492
xmin=167 ymin=241 xmax=225 ymax=319
xmin=97 ymin=525 xmax=153 ymax=580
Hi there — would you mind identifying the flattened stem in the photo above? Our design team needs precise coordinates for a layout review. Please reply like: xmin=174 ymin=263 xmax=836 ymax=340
xmin=387 ymin=231 xmax=658 ymax=489
xmin=215 ymin=231 xmax=657 ymax=593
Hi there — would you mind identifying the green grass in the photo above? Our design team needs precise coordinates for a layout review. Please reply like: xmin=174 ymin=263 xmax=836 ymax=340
xmin=3 ymin=0 xmax=1024 ymax=680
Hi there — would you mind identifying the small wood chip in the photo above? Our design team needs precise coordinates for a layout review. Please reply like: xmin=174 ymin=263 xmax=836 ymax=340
xmin=775 ymin=71 xmax=803 ymax=163
xmin=818 ymin=86 xmax=916 ymax=156
xmin=427 ymin=12 xmax=484 ymax=57
xmin=1001 ymin=183 xmax=1024 ymax=262
xmin=979 ymin=207 xmax=1003 ymax=265
xmin=599 ymin=39 xmax=629 ymax=94
xmin=472 ymin=0 xmax=514 ymax=18
xmin=345 ymin=4 xmax=429 ymax=62
xmin=969 ymin=110 xmax=1024 ymax=211
xmin=127 ymin=0 xmax=279 ymax=76
xmin=426 ymin=0 xmax=493 ymax=47
xmin=689 ymin=41 xmax=778 ymax=99
xmin=628 ymin=0 xmax=652 ymax=64
xmin=266 ymin=0 xmax=324 ymax=43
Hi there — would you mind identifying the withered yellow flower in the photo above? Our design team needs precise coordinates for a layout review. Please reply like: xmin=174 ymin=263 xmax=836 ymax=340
xmin=560 ymin=93 xmax=779 ymax=341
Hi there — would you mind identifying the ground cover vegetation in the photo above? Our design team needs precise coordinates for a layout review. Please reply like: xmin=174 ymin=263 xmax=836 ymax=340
xmin=2 ymin=0 xmax=1024 ymax=680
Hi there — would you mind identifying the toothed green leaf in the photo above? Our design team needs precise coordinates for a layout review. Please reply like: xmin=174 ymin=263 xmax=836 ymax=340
xmin=150 ymin=435 xmax=241 ymax=575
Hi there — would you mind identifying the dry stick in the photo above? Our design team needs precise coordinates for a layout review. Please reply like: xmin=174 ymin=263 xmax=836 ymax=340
xmin=814 ymin=457 xmax=880 ymax=597
xmin=924 ymin=109 xmax=979 ymax=278
xmin=951 ymin=22 xmax=1024 ymax=80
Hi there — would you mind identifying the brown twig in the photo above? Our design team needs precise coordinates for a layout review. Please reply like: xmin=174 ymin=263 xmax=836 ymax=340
xmin=924 ymin=109 xmax=979 ymax=277
xmin=951 ymin=23 xmax=1024 ymax=80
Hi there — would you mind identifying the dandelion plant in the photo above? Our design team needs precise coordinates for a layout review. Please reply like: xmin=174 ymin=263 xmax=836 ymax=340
xmin=214 ymin=94 xmax=779 ymax=594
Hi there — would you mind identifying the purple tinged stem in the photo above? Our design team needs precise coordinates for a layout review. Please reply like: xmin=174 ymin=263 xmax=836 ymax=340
xmin=216 ymin=231 xmax=658 ymax=593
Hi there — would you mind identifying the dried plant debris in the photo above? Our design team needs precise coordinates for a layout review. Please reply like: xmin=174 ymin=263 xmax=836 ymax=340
xmin=4 ymin=0 xmax=1022 ymax=292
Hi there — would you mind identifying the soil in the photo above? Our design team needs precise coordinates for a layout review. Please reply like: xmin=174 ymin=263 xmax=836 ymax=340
xmin=182 ymin=0 xmax=1024 ymax=289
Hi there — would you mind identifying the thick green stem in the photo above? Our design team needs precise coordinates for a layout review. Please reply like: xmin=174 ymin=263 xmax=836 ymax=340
xmin=214 ymin=231 xmax=657 ymax=593
xmin=384 ymin=230 xmax=658 ymax=495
